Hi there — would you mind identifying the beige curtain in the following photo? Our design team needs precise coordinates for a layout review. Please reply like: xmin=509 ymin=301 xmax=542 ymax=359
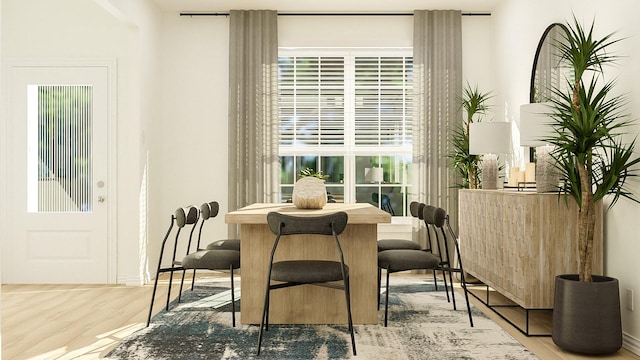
xmin=228 ymin=10 xmax=280 ymax=237
xmin=412 ymin=10 xmax=462 ymax=248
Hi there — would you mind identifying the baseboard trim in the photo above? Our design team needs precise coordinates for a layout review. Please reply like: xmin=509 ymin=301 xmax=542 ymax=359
xmin=118 ymin=274 xmax=144 ymax=286
xmin=623 ymin=332 xmax=640 ymax=356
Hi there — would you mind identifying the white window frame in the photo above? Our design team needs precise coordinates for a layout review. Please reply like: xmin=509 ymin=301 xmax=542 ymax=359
xmin=278 ymin=48 xmax=413 ymax=217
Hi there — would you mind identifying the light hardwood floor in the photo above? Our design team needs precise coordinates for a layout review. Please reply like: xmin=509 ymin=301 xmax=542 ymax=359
xmin=2 ymin=274 xmax=640 ymax=360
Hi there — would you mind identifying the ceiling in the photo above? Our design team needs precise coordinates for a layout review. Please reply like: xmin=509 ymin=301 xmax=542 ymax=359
xmin=151 ymin=0 xmax=502 ymax=14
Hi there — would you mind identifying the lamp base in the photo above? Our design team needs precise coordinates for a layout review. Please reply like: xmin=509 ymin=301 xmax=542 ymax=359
xmin=482 ymin=153 xmax=498 ymax=190
xmin=536 ymin=145 xmax=558 ymax=193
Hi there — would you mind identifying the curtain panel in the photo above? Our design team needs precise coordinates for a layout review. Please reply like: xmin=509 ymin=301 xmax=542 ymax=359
xmin=228 ymin=10 xmax=280 ymax=237
xmin=412 ymin=10 xmax=462 ymax=247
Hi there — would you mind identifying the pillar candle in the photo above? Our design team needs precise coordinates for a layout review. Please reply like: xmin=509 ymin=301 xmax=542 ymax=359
xmin=525 ymin=162 xmax=536 ymax=183
xmin=508 ymin=167 xmax=520 ymax=186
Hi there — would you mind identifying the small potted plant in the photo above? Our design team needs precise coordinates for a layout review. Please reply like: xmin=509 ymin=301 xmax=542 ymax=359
xmin=292 ymin=168 xmax=329 ymax=209
xmin=449 ymin=83 xmax=493 ymax=189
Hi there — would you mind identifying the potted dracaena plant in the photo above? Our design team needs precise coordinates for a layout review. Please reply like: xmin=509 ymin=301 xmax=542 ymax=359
xmin=450 ymin=83 xmax=493 ymax=189
xmin=546 ymin=16 xmax=640 ymax=355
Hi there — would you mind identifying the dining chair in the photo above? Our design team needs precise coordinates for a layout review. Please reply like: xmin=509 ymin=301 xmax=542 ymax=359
xmin=147 ymin=205 xmax=199 ymax=327
xmin=197 ymin=201 xmax=240 ymax=252
xmin=378 ymin=205 xmax=473 ymax=327
xmin=376 ymin=201 xmax=422 ymax=309
xmin=184 ymin=201 xmax=240 ymax=292
xmin=372 ymin=192 xmax=395 ymax=215
xmin=256 ymin=211 xmax=356 ymax=356
xmin=423 ymin=205 xmax=473 ymax=326
xmin=181 ymin=243 xmax=240 ymax=326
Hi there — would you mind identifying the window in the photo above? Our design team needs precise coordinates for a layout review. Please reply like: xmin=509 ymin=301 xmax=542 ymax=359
xmin=279 ymin=49 xmax=413 ymax=216
xmin=27 ymin=85 xmax=93 ymax=213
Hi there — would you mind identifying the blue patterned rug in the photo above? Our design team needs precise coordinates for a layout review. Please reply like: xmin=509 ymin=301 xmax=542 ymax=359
xmin=105 ymin=277 xmax=538 ymax=359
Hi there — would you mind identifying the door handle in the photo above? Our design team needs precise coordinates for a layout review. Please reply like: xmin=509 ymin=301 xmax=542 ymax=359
xmin=98 ymin=196 xmax=105 ymax=203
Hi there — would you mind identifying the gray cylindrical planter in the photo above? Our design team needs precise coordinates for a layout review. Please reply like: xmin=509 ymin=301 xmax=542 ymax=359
xmin=552 ymin=274 xmax=622 ymax=355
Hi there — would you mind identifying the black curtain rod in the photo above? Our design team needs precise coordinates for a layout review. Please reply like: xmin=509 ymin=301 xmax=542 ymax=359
xmin=180 ymin=11 xmax=491 ymax=17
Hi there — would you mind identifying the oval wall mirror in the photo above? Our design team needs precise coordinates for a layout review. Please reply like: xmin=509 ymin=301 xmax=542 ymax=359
xmin=529 ymin=23 xmax=570 ymax=103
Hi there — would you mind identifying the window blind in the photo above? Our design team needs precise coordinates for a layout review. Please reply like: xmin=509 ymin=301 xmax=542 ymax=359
xmin=279 ymin=56 xmax=345 ymax=146
xmin=354 ymin=57 xmax=413 ymax=147
xmin=278 ymin=55 xmax=413 ymax=149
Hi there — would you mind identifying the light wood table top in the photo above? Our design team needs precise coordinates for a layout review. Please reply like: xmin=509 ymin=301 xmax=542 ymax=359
xmin=225 ymin=202 xmax=392 ymax=224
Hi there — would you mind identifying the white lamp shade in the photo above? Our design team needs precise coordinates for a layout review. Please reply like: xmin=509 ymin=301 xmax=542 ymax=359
xmin=469 ymin=122 xmax=512 ymax=155
xmin=520 ymin=102 xmax=554 ymax=147
xmin=364 ymin=167 xmax=383 ymax=183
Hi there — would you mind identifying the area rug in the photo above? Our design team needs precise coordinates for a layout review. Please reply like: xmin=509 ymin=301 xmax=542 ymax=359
xmin=105 ymin=277 xmax=538 ymax=360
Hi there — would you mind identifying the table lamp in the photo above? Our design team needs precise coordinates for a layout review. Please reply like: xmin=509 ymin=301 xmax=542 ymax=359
xmin=469 ymin=121 xmax=512 ymax=189
xmin=520 ymin=102 xmax=558 ymax=193
xmin=365 ymin=167 xmax=384 ymax=183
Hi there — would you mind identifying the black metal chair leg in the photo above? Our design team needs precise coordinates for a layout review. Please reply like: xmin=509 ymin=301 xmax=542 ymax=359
xmin=384 ymin=269 xmax=391 ymax=327
xmin=190 ymin=269 xmax=197 ymax=291
xmin=165 ymin=269 xmax=175 ymax=310
xmin=377 ymin=267 xmax=382 ymax=310
xmin=432 ymin=269 xmax=439 ymax=290
xmin=257 ymin=279 xmax=271 ymax=355
xmin=447 ymin=268 xmax=457 ymax=311
xmin=147 ymin=275 xmax=161 ymax=327
xmin=230 ymin=266 xmax=236 ymax=327
xmin=439 ymin=268 xmax=450 ymax=303
xmin=177 ymin=269 xmax=187 ymax=303
xmin=344 ymin=276 xmax=357 ymax=356
xmin=460 ymin=274 xmax=474 ymax=327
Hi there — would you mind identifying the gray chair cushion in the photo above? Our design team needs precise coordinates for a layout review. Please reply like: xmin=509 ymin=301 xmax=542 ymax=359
xmin=176 ymin=206 xmax=199 ymax=227
xmin=423 ymin=205 xmax=446 ymax=228
xmin=267 ymin=212 xmax=348 ymax=236
xmin=378 ymin=249 xmax=440 ymax=272
xmin=200 ymin=201 xmax=220 ymax=220
xmin=377 ymin=239 xmax=422 ymax=252
xmin=206 ymin=239 xmax=241 ymax=251
xmin=271 ymin=260 xmax=348 ymax=283
xmin=182 ymin=249 xmax=240 ymax=270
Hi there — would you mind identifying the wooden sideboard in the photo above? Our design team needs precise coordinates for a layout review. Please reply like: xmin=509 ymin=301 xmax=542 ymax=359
xmin=458 ymin=189 xmax=603 ymax=309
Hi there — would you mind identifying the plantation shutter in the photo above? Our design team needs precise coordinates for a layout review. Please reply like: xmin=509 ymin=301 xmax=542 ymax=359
xmin=354 ymin=57 xmax=413 ymax=147
xmin=279 ymin=56 xmax=345 ymax=146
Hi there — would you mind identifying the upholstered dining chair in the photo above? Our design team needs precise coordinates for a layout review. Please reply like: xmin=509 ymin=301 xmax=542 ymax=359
xmin=147 ymin=205 xmax=200 ymax=327
xmin=422 ymin=205 xmax=474 ymax=327
xmin=181 ymin=242 xmax=241 ymax=326
xmin=376 ymin=201 xmax=422 ymax=308
xmin=372 ymin=192 xmax=395 ymax=215
xmin=197 ymin=201 xmax=240 ymax=252
xmin=377 ymin=205 xmax=473 ymax=327
xmin=184 ymin=201 xmax=240 ymax=292
xmin=256 ymin=211 xmax=356 ymax=356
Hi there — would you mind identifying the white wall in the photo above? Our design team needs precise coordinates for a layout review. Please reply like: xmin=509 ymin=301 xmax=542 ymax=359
xmin=99 ymin=0 xmax=165 ymax=285
xmin=156 ymin=14 xmax=231 ymax=263
xmin=492 ymin=0 xmax=640 ymax=351
xmin=0 ymin=0 xmax=163 ymax=285
xmin=156 ymin=12 xmax=494 ymax=251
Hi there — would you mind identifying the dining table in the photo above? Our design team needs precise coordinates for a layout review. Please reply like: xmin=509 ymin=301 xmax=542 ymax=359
xmin=225 ymin=202 xmax=391 ymax=325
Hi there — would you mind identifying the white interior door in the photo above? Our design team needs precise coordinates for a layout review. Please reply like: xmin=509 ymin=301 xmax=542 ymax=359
xmin=4 ymin=64 xmax=112 ymax=284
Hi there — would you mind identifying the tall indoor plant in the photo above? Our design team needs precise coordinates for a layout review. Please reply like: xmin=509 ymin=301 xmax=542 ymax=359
xmin=547 ymin=17 xmax=640 ymax=354
xmin=450 ymin=84 xmax=493 ymax=189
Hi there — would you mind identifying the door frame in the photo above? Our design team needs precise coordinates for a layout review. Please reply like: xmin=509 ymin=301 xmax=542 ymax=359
xmin=2 ymin=58 xmax=118 ymax=283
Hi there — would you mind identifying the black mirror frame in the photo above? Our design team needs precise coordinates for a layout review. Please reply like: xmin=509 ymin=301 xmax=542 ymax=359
xmin=528 ymin=22 xmax=570 ymax=160
xmin=529 ymin=22 xmax=570 ymax=103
